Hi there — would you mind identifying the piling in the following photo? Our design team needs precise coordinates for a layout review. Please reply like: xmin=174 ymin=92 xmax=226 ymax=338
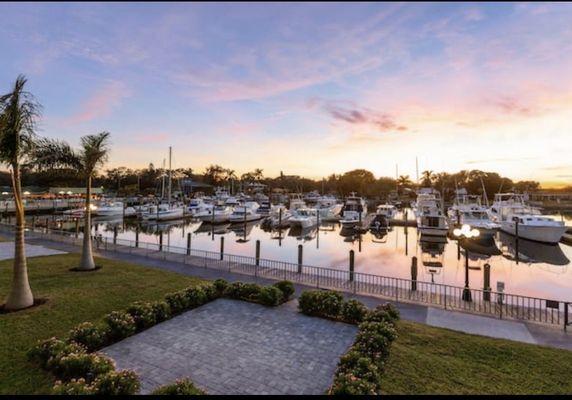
xmin=411 ymin=256 xmax=418 ymax=291
xmin=297 ymin=244 xmax=303 ymax=273
xmin=255 ymin=240 xmax=260 ymax=267
xmin=220 ymin=236 xmax=224 ymax=260
xmin=135 ymin=227 xmax=140 ymax=248
xmin=349 ymin=250 xmax=355 ymax=282
xmin=514 ymin=217 xmax=520 ymax=264
xmin=186 ymin=233 xmax=191 ymax=255
xmin=75 ymin=218 xmax=79 ymax=238
xmin=483 ymin=263 xmax=491 ymax=301
xmin=159 ymin=232 xmax=163 ymax=251
xmin=113 ymin=225 xmax=118 ymax=245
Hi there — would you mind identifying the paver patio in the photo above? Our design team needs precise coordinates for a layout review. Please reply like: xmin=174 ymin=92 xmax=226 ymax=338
xmin=102 ymin=298 xmax=358 ymax=395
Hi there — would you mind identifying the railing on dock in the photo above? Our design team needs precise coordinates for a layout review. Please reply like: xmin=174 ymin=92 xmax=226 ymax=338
xmin=0 ymin=222 xmax=569 ymax=329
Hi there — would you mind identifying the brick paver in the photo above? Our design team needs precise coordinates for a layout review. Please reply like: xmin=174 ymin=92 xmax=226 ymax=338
xmin=102 ymin=299 xmax=357 ymax=395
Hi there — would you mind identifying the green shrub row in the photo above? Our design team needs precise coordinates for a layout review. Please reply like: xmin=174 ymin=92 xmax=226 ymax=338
xmin=297 ymin=290 xmax=400 ymax=395
xmin=151 ymin=378 xmax=207 ymax=395
xmin=28 ymin=279 xmax=295 ymax=394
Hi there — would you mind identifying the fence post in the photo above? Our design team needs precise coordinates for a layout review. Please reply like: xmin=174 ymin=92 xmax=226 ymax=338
xmin=113 ymin=225 xmax=118 ymax=245
xmin=220 ymin=236 xmax=224 ymax=261
xmin=349 ymin=250 xmax=355 ymax=282
xmin=255 ymin=240 xmax=260 ymax=267
xmin=483 ymin=263 xmax=491 ymax=302
xmin=75 ymin=218 xmax=79 ymax=238
xmin=565 ymin=303 xmax=569 ymax=332
xmin=297 ymin=244 xmax=303 ymax=274
xmin=159 ymin=232 xmax=163 ymax=252
xmin=186 ymin=233 xmax=191 ymax=255
xmin=135 ymin=227 xmax=139 ymax=248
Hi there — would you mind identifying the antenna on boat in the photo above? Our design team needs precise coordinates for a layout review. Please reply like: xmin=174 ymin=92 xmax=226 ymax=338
xmin=480 ymin=176 xmax=489 ymax=207
xmin=416 ymin=157 xmax=419 ymax=185
xmin=168 ymin=146 xmax=172 ymax=206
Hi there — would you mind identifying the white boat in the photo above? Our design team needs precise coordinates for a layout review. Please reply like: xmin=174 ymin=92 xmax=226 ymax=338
xmin=375 ymin=204 xmax=397 ymax=219
xmin=289 ymin=207 xmax=319 ymax=229
xmin=370 ymin=204 xmax=397 ymax=231
xmin=448 ymin=194 xmax=500 ymax=236
xmin=262 ymin=204 xmax=292 ymax=228
xmin=488 ymin=193 xmax=566 ymax=244
xmin=340 ymin=193 xmax=367 ymax=228
xmin=229 ymin=202 xmax=262 ymax=223
xmin=288 ymin=194 xmax=306 ymax=213
xmin=188 ymin=198 xmax=210 ymax=217
xmin=196 ymin=202 xmax=232 ymax=224
xmin=256 ymin=200 xmax=273 ymax=217
xmin=315 ymin=196 xmax=343 ymax=222
xmin=142 ymin=203 xmax=185 ymax=221
xmin=92 ymin=201 xmax=125 ymax=217
xmin=415 ymin=190 xmax=448 ymax=236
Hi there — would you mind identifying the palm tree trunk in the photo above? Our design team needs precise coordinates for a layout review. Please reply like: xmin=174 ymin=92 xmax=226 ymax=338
xmin=78 ymin=176 xmax=96 ymax=270
xmin=5 ymin=165 xmax=34 ymax=310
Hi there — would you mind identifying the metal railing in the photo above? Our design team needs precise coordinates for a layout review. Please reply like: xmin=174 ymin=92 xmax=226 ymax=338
xmin=0 ymin=222 xmax=569 ymax=328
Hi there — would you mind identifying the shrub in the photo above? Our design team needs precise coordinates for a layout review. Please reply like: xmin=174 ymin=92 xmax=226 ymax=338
xmin=298 ymin=290 xmax=344 ymax=319
xmin=68 ymin=322 xmax=110 ymax=352
xmin=47 ymin=352 xmax=115 ymax=382
xmin=213 ymin=278 xmax=229 ymax=296
xmin=224 ymin=282 xmax=261 ymax=301
xmin=329 ymin=372 xmax=378 ymax=395
xmin=202 ymin=282 xmax=219 ymax=301
xmin=150 ymin=300 xmax=171 ymax=323
xmin=127 ymin=302 xmax=157 ymax=331
xmin=92 ymin=370 xmax=141 ymax=395
xmin=363 ymin=303 xmax=400 ymax=325
xmin=336 ymin=352 xmax=381 ymax=383
xmin=165 ymin=290 xmax=190 ymax=314
xmin=28 ymin=338 xmax=86 ymax=369
xmin=151 ymin=378 xmax=206 ymax=395
xmin=104 ymin=311 xmax=137 ymax=341
xmin=273 ymin=280 xmax=295 ymax=301
xmin=257 ymin=286 xmax=282 ymax=306
xmin=353 ymin=321 xmax=398 ymax=362
xmin=340 ymin=299 xmax=368 ymax=324
xmin=52 ymin=378 xmax=95 ymax=395
xmin=185 ymin=286 xmax=208 ymax=308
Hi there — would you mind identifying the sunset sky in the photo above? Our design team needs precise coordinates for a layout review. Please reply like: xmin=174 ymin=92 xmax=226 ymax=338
xmin=1 ymin=2 xmax=571 ymax=187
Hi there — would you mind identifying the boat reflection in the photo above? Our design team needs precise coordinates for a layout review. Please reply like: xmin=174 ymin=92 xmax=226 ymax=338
xmin=497 ymin=231 xmax=570 ymax=266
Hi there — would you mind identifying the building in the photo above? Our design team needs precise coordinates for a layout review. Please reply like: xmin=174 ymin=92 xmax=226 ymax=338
xmin=180 ymin=179 xmax=213 ymax=196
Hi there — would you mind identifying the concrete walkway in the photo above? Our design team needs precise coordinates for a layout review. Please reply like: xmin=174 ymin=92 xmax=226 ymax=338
xmin=103 ymin=299 xmax=357 ymax=394
xmin=0 ymin=241 xmax=66 ymax=261
xmin=25 ymin=237 xmax=572 ymax=351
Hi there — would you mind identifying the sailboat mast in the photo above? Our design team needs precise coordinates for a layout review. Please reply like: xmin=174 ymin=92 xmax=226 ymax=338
xmin=415 ymin=156 xmax=419 ymax=185
xmin=161 ymin=158 xmax=166 ymax=199
xmin=168 ymin=146 xmax=172 ymax=206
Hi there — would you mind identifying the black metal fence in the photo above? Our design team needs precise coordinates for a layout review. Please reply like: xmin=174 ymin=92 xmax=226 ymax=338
xmin=1 ymin=222 xmax=569 ymax=329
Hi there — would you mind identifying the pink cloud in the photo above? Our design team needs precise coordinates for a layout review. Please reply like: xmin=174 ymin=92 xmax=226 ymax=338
xmin=64 ymin=81 xmax=130 ymax=125
xmin=135 ymin=132 xmax=171 ymax=143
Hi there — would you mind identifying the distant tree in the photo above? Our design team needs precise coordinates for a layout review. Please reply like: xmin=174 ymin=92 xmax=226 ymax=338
xmin=420 ymin=170 xmax=434 ymax=187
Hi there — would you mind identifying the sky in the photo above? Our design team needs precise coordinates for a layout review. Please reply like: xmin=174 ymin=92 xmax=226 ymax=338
xmin=0 ymin=2 xmax=571 ymax=187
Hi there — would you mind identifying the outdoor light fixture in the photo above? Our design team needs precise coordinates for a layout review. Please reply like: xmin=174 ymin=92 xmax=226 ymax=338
xmin=453 ymin=224 xmax=479 ymax=302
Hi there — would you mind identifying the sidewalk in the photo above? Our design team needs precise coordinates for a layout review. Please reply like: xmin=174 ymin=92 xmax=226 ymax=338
xmin=24 ymin=237 xmax=572 ymax=351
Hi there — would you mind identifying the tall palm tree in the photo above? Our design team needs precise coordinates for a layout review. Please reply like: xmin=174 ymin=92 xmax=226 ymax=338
xmin=34 ymin=132 xmax=111 ymax=270
xmin=421 ymin=170 xmax=434 ymax=187
xmin=0 ymin=75 xmax=41 ymax=310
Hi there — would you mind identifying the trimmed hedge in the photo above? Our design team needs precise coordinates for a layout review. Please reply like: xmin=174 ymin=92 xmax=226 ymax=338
xmin=151 ymin=378 xmax=206 ymax=395
xmin=29 ymin=279 xmax=295 ymax=395
xmin=297 ymin=289 xmax=400 ymax=395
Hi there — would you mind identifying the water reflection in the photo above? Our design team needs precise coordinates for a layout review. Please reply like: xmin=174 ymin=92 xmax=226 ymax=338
xmin=90 ymin=210 xmax=572 ymax=302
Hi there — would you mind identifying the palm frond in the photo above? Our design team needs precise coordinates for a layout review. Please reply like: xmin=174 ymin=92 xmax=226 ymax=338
xmin=81 ymin=131 xmax=111 ymax=176
xmin=31 ymin=137 xmax=83 ymax=171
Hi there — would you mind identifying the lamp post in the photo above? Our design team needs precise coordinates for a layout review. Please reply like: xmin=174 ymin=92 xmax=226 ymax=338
xmin=453 ymin=224 xmax=480 ymax=302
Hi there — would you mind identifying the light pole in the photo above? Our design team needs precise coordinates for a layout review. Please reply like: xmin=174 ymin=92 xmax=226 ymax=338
xmin=453 ymin=224 xmax=480 ymax=302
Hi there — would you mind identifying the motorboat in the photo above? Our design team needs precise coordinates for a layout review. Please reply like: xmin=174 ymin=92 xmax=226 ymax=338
xmin=261 ymin=205 xmax=292 ymax=229
xmin=289 ymin=207 xmax=319 ymax=229
xmin=316 ymin=196 xmax=343 ymax=222
xmin=196 ymin=202 xmax=232 ymax=224
xmin=256 ymin=200 xmax=273 ymax=217
xmin=414 ymin=190 xmax=448 ymax=236
xmin=229 ymin=202 xmax=262 ymax=223
xmin=370 ymin=205 xmax=396 ymax=231
xmin=498 ymin=231 xmax=569 ymax=265
xmin=187 ymin=198 xmax=210 ymax=217
xmin=488 ymin=193 xmax=566 ymax=244
xmin=448 ymin=194 xmax=500 ymax=236
xmin=288 ymin=194 xmax=306 ymax=213
xmin=142 ymin=203 xmax=185 ymax=221
xmin=92 ymin=201 xmax=125 ymax=217
xmin=339 ymin=193 xmax=367 ymax=228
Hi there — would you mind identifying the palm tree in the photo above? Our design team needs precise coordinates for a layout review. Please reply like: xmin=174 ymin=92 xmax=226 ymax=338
xmin=253 ymin=168 xmax=264 ymax=181
xmin=225 ymin=169 xmax=237 ymax=194
xmin=34 ymin=132 xmax=111 ymax=270
xmin=0 ymin=75 xmax=41 ymax=310
xmin=421 ymin=170 xmax=434 ymax=187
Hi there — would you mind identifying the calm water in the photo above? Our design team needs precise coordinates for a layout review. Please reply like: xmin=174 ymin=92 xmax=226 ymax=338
xmin=90 ymin=209 xmax=572 ymax=302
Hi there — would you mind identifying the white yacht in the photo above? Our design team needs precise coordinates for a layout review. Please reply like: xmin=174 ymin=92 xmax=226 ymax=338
xmin=339 ymin=193 xmax=367 ymax=228
xmin=415 ymin=190 xmax=448 ymax=236
xmin=196 ymin=202 xmax=232 ymax=224
xmin=448 ymin=194 xmax=500 ymax=236
xmin=142 ymin=203 xmax=185 ymax=221
xmin=488 ymin=193 xmax=566 ymax=244
xmin=262 ymin=204 xmax=292 ymax=228
xmin=370 ymin=204 xmax=397 ymax=231
xmin=256 ymin=200 xmax=273 ymax=217
xmin=229 ymin=202 xmax=261 ymax=223
xmin=288 ymin=194 xmax=306 ymax=213
xmin=375 ymin=204 xmax=397 ymax=219
xmin=289 ymin=207 xmax=319 ymax=229
xmin=316 ymin=196 xmax=343 ymax=222
xmin=92 ymin=201 xmax=125 ymax=217
xmin=187 ymin=198 xmax=210 ymax=217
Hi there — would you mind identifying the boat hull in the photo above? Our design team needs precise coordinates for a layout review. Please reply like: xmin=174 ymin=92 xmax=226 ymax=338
xmin=500 ymin=222 xmax=567 ymax=244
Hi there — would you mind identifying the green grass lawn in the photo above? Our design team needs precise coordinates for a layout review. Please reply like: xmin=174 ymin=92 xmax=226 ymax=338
xmin=0 ymin=253 xmax=204 ymax=395
xmin=1 ymin=252 xmax=572 ymax=395
xmin=383 ymin=320 xmax=572 ymax=394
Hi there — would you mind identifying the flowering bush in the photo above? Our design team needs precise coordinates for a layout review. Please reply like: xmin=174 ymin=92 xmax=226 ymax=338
xmin=151 ymin=378 xmax=206 ymax=395
xmin=258 ymin=286 xmax=283 ymax=306
xmin=185 ymin=286 xmax=208 ymax=308
xmin=328 ymin=371 xmax=378 ymax=395
xmin=363 ymin=303 xmax=400 ymax=324
xmin=150 ymin=300 xmax=172 ymax=323
xmin=92 ymin=370 xmax=141 ymax=395
xmin=165 ymin=290 xmax=190 ymax=314
xmin=52 ymin=378 xmax=95 ymax=395
xmin=68 ymin=322 xmax=110 ymax=351
xmin=224 ymin=282 xmax=262 ymax=301
xmin=27 ymin=338 xmax=86 ymax=369
xmin=127 ymin=302 xmax=157 ymax=331
xmin=104 ymin=311 xmax=137 ymax=340
xmin=47 ymin=352 xmax=115 ymax=382
xmin=298 ymin=290 xmax=344 ymax=318
xmin=213 ymin=278 xmax=229 ymax=296
xmin=340 ymin=299 xmax=368 ymax=324
xmin=353 ymin=321 xmax=398 ymax=361
xmin=273 ymin=280 xmax=295 ymax=301
xmin=202 ymin=282 xmax=220 ymax=301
